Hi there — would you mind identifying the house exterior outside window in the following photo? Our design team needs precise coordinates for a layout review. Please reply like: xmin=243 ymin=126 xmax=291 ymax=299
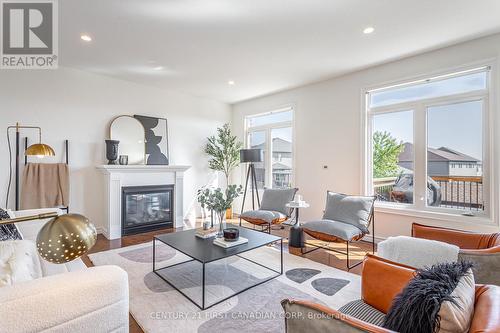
xmin=364 ymin=66 xmax=492 ymax=218
xmin=245 ymin=107 xmax=294 ymax=189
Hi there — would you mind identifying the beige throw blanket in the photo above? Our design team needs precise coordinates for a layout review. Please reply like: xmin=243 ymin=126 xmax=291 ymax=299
xmin=21 ymin=163 xmax=69 ymax=209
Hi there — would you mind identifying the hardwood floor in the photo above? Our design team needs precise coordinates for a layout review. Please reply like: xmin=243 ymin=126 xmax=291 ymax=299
xmin=82 ymin=219 xmax=376 ymax=333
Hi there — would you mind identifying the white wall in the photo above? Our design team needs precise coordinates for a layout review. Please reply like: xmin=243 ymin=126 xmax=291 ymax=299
xmin=1 ymin=67 xmax=230 ymax=231
xmin=232 ymin=33 xmax=500 ymax=238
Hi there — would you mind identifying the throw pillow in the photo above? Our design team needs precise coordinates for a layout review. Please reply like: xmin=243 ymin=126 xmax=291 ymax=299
xmin=0 ymin=208 xmax=22 ymax=241
xmin=458 ymin=250 xmax=500 ymax=285
xmin=259 ymin=188 xmax=298 ymax=215
xmin=383 ymin=261 xmax=475 ymax=333
xmin=322 ymin=192 xmax=375 ymax=233
xmin=0 ymin=240 xmax=43 ymax=287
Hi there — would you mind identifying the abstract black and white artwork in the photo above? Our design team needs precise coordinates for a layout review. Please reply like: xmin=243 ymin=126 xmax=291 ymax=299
xmin=0 ymin=208 xmax=22 ymax=241
xmin=134 ymin=115 xmax=169 ymax=165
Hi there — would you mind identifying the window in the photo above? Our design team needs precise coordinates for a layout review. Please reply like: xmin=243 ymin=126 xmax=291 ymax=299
xmin=245 ymin=107 xmax=293 ymax=189
xmin=366 ymin=67 xmax=490 ymax=217
xmin=372 ymin=110 xmax=414 ymax=204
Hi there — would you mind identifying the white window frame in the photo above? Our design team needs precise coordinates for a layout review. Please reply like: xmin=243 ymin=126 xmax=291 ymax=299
xmin=362 ymin=64 xmax=496 ymax=225
xmin=244 ymin=106 xmax=294 ymax=189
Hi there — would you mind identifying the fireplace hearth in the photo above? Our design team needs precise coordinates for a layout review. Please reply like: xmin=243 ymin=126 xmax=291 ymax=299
xmin=122 ymin=185 xmax=174 ymax=236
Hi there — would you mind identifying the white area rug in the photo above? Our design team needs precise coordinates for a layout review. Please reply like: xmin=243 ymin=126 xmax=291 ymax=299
xmin=89 ymin=241 xmax=361 ymax=333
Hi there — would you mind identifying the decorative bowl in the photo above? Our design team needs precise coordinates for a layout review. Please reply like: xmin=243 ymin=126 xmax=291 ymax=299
xmin=223 ymin=228 xmax=239 ymax=242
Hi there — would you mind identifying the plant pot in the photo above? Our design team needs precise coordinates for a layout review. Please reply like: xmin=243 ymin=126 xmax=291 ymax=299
xmin=225 ymin=207 xmax=233 ymax=220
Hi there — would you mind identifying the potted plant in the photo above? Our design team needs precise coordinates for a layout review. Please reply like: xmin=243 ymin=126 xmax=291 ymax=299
xmin=197 ymin=185 xmax=242 ymax=236
xmin=204 ymin=123 xmax=243 ymax=219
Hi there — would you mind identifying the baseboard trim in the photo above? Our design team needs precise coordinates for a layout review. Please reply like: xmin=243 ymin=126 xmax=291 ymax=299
xmin=361 ymin=234 xmax=386 ymax=244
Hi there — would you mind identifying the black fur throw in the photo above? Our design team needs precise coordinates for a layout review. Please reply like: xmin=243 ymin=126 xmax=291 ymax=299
xmin=0 ymin=208 xmax=23 ymax=241
xmin=383 ymin=261 xmax=473 ymax=333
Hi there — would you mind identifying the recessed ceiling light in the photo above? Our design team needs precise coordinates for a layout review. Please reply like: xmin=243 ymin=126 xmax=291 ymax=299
xmin=80 ymin=34 xmax=92 ymax=42
xmin=363 ymin=27 xmax=375 ymax=34
xmin=153 ymin=66 xmax=164 ymax=71
xmin=228 ymin=80 xmax=235 ymax=85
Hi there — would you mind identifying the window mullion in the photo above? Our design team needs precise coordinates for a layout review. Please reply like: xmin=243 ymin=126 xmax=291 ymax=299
xmin=413 ymin=105 xmax=427 ymax=210
xmin=266 ymin=128 xmax=272 ymax=188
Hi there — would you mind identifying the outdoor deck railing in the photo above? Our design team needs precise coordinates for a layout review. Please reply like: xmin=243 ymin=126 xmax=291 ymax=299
xmin=432 ymin=176 xmax=483 ymax=210
xmin=373 ymin=175 xmax=484 ymax=211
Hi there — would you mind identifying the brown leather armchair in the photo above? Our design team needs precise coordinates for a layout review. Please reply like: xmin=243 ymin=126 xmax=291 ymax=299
xmin=282 ymin=255 xmax=500 ymax=333
xmin=411 ymin=223 xmax=500 ymax=251
xmin=412 ymin=223 xmax=500 ymax=285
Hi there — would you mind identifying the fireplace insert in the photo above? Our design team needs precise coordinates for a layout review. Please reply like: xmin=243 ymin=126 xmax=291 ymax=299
xmin=122 ymin=185 xmax=174 ymax=236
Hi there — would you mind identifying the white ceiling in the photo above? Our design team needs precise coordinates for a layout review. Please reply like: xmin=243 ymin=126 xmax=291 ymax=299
xmin=60 ymin=0 xmax=500 ymax=104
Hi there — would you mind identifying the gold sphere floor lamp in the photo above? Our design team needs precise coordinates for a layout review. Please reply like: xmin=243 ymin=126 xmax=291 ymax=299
xmin=0 ymin=212 xmax=97 ymax=264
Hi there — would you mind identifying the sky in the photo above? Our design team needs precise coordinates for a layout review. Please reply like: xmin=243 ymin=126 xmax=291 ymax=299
xmin=372 ymin=71 xmax=486 ymax=160
xmin=373 ymin=101 xmax=483 ymax=160
xmin=247 ymin=110 xmax=293 ymax=146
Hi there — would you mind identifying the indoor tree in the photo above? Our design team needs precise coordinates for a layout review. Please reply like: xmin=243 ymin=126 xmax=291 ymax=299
xmin=205 ymin=123 xmax=243 ymax=187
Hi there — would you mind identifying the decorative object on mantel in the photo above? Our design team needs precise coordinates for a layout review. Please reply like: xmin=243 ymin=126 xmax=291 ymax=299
xmin=197 ymin=185 xmax=243 ymax=237
xmin=204 ymin=123 xmax=243 ymax=219
xmin=109 ymin=115 xmax=145 ymax=165
xmin=6 ymin=123 xmax=56 ymax=210
xmin=134 ymin=115 xmax=170 ymax=165
xmin=0 ymin=212 xmax=96 ymax=264
xmin=119 ymin=155 xmax=129 ymax=165
xmin=105 ymin=139 xmax=120 ymax=164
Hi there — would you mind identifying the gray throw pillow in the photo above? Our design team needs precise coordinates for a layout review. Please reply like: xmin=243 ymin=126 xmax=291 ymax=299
xmin=0 ymin=208 xmax=22 ymax=241
xmin=259 ymin=188 xmax=298 ymax=215
xmin=458 ymin=251 xmax=500 ymax=285
xmin=322 ymin=192 xmax=374 ymax=233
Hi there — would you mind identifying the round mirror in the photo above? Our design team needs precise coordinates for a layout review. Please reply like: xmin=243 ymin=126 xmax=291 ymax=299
xmin=109 ymin=116 xmax=145 ymax=165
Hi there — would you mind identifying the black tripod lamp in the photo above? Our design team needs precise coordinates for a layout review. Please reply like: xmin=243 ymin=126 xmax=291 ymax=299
xmin=239 ymin=149 xmax=262 ymax=215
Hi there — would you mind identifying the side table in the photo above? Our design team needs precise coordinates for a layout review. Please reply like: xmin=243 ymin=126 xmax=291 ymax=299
xmin=286 ymin=201 xmax=309 ymax=255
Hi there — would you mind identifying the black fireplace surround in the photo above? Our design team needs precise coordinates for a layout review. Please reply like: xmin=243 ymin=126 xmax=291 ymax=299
xmin=122 ymin=185 xmax=174 ymax=236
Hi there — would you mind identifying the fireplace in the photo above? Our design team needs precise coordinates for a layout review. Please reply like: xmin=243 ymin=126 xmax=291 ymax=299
xmin=122 ymin=185 xmax=174 ymax=236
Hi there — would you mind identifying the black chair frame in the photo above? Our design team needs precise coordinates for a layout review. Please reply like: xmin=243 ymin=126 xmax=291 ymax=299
xmin=301 ymin=204 xmax=375 ymax=271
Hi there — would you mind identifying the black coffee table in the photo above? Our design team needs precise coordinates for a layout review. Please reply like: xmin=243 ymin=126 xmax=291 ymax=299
xmin=153 ymin=224 xmax=283 ymax=310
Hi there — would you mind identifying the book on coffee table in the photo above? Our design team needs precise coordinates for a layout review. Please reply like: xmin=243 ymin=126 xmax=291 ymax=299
xmin=213 ymin=236 xmax=248 ymax=248
xmin=195 ymin=228 xmax=217 ymax=239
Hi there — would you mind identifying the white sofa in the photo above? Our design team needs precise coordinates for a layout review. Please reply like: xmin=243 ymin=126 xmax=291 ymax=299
xmin=0 ymin=208 xmax=129 ymax=333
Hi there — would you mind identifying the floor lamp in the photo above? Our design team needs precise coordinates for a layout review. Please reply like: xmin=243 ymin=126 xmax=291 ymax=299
xmin=239 ymin=149 xmax=262 ymax=217
xmin=1 ymin=212 xmax=96 ymax=264
xmin=6 ymin=123 xmax=55 ymax=210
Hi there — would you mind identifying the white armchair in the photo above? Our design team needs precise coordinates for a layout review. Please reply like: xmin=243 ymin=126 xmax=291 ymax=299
xmin=0 ymin=209 xmax=129 ymax=333
xmin=0 ymin=266 xmax=129 ymax=333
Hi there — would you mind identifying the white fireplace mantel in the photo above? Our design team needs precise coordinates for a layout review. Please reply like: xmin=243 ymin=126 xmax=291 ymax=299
xmin=96 ymin=164 xmax=190 ymax=240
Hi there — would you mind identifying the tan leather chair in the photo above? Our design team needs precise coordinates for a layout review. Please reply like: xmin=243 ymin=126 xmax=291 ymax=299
xmin=239 ymin=188 xmax=297 ymax=233
xmin=412 ymin=223 xmax=500 ymax=285
xmin=282 ymin=255 xmax=500 ymax=333
xmin=411 ymin=223 xmax=500 ymax=252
